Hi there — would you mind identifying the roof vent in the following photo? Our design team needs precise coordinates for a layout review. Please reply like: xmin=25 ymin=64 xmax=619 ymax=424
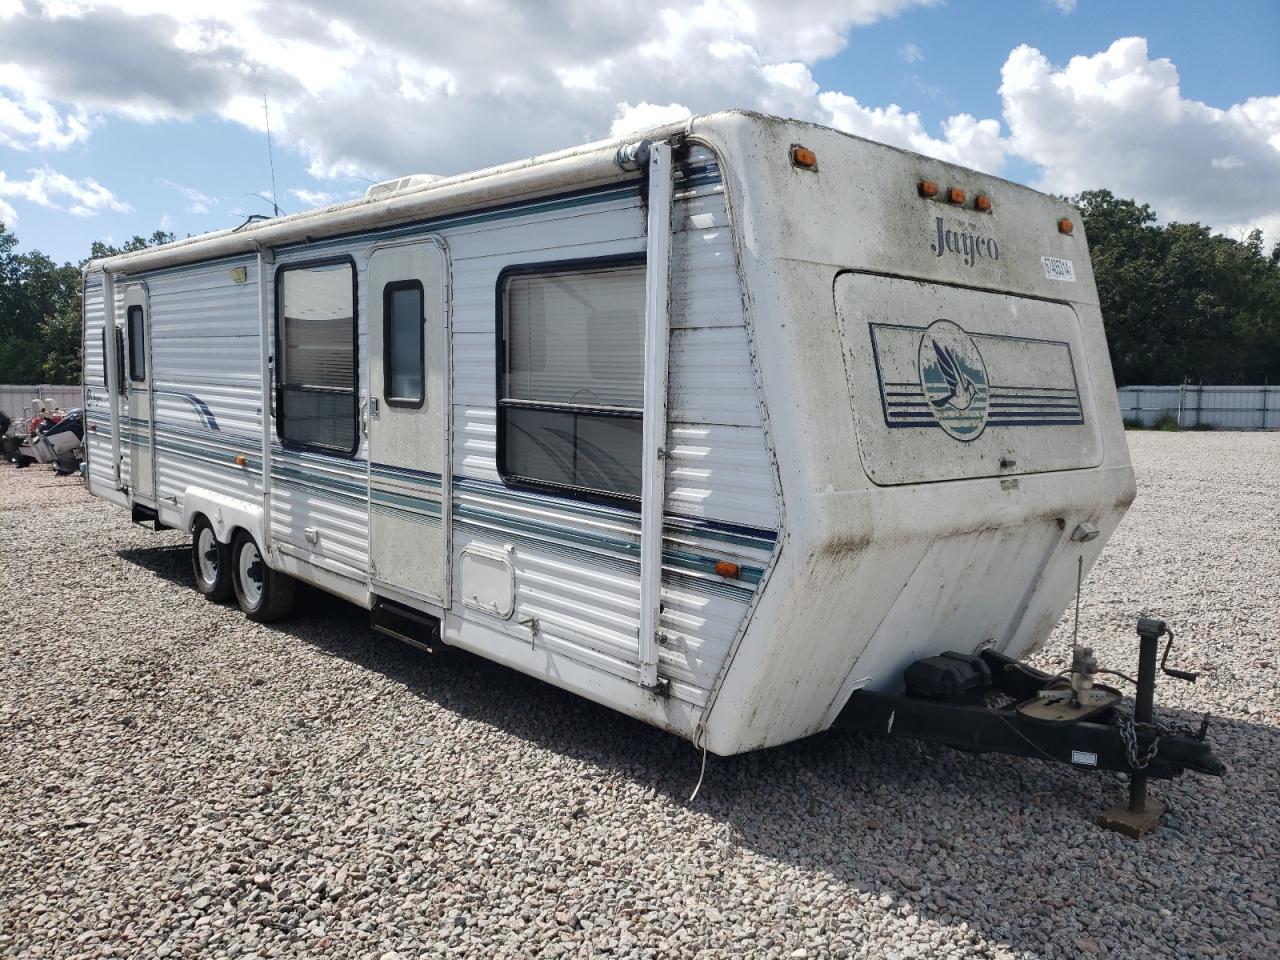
xmin=364 ymin=174 xmax=442 ymax=200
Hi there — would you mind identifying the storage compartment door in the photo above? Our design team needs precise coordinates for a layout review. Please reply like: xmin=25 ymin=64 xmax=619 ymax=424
xmin=834 ymin=272 xmax=1103 ymax=485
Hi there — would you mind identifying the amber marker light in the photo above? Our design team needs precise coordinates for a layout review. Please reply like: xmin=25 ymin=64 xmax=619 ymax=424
xmin=714 ymin=560 xmax=741 ymax=579
xmin=1058 ymin=217 xmax=1074 ymax=235
xmin=917 ymin=179 xmax=939 ymax=198
xmin=947 ymin=187 xmax=966 ymax=205
xmin=790 ymin=144 xmax=818 ymax=170
xmin=974 ymin=194 xmax=992 ymax=213
xmin=234 ymin=454 xmax=247 ymax=466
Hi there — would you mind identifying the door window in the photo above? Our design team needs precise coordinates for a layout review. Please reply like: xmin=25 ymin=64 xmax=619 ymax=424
xmin=383 ymin=280 xmax=425 ymax=407
xmin=126 ymin=305 xmax=146 ymax=382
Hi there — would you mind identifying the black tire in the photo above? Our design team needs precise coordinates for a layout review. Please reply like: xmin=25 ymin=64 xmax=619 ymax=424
xmin=190 ymin=516 xmax=232 ymax=602
xmin=14 ymin=455 xmax=32 ymax=468
xmin=231 ymin=532 xmax=295 ymax=623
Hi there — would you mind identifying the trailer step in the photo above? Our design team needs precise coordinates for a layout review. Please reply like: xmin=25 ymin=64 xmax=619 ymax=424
xmin=370 ymin=598 xmax=441 ymax=653
xmin=131 ymin=502 xmax=160 ymax=529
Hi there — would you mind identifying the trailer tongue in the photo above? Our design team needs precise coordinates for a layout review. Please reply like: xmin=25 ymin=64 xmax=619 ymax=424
xmin=835 ymin=616 xmax=1225 ymax=838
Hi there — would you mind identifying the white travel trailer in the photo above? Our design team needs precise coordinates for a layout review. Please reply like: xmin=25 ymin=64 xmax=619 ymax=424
xmin=82 ymin=112 xmax=1222 ymax=814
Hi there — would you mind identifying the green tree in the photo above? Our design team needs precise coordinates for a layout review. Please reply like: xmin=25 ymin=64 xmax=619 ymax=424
xmin=0 ymin=222 xmax=82 ymax=383
xmin=0 ymin=225 xmax=177 ymax=386
xmin=1072 ymin=190 xmax=1280 ymax=384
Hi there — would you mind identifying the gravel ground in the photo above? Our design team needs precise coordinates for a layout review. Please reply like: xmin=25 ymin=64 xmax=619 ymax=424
xmin=1 ymin=431 xmax=1277 ymax=960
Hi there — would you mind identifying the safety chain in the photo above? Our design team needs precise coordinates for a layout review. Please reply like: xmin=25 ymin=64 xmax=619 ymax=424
xmin=1116 ymin=707 xmax=1163 ymax=770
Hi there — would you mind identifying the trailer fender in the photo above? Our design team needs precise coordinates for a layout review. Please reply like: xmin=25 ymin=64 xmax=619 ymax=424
xmin=182 ymin=488 xmax=265 ymax=551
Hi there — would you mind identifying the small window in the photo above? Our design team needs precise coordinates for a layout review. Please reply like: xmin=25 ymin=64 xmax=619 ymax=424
xmin=127 ymin=305 xmax=146 ymax=382
xmin=275 ymin=258 xmax=358 ymax=454
xmin=101 ymin=326 xmax=123 ymax=390
xmin=497 ymin=258 xmax=645 ymax=502
xmin=114 ymin=327 xmax=126 ymax=396
xmin=383 ymin=280 xmax=424 ymax=407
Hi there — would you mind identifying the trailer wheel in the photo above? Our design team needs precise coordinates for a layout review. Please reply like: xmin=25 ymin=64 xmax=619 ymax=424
xmin=190 ymin=516 xmax=232 ymax=602
xmin=231 ymin=532 xmax=295 ymax=623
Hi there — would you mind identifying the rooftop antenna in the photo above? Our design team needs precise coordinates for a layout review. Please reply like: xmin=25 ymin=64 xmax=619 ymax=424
xmin=263 ymin=94 xmax=281 ymax=217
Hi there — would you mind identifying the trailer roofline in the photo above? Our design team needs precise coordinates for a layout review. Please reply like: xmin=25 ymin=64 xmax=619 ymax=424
xmin=86 ymin=117 xmax=697 ymax=277
xmin=86 ymin=108 xmax=1079 ymax=279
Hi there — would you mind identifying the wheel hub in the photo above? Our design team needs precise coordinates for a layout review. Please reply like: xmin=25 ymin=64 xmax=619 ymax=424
xmin=196 ymin=528 xmax=219 ymax=585
xmin=238 ymin=542 xmax=264 ymax=606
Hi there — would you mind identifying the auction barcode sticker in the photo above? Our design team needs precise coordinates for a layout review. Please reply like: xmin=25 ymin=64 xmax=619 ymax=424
xmin=1042 ymin=256 xmax=1077 ymax=282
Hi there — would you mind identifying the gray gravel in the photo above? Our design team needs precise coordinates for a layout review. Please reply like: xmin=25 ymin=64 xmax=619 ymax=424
xmin=1 ymin=431 xmax=1277 ymax=960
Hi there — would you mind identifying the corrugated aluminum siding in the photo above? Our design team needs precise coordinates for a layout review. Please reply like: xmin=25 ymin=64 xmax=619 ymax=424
xmin=90 ymin=146 xmax=778 ymax=710
xmin=1118 ymin=384 xmax=1280 ymax=430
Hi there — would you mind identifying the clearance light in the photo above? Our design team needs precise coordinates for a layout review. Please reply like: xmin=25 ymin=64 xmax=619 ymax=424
xmin=917 ymin=179 xmax=939 ymax=198
xmin=714 ymin=560 xmax=741 ymax=579
xmin=790 ymin=144 xmax=818 ymax=170
xmin=974 ymin=194 xmax=993 ymax=213
xmin=1058 ymin=217 xmax=1074 ymax=235
xmin=234 ymin=454 xmax=247 ymax=467
xmin=947 ymin=187 xmax=966 ymax=206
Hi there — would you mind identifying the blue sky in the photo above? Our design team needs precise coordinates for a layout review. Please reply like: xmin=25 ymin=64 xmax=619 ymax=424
xmin=1 ymin=0 xmax=1278 ymax=264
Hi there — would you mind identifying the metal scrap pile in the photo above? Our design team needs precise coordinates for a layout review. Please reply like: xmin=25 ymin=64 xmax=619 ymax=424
xmin=0 ymin=397 xmax=83 ymax=475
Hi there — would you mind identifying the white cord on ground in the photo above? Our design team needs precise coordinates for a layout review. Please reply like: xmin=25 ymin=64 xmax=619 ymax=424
xmin=688 ymin=722 xmax=709 ymax=803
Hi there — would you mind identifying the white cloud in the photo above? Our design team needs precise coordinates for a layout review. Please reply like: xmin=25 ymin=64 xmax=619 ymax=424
xmin=159 ymin=179 xmax=215 ymax=214
xmin=290 ymin=187 xmax=336 ymax=207
xmin=0 ymin=196 xmax=16 ymax=224
xmin=0 ymin=66 xmax=91 ymax=150
xmin=1 ymin=5 xmax=1275 ymax=247
xmin=610 ymin=101 xmax=693 ymax=138
xmin=821 ymin=93 xmax=1008 ymax=172
xmin=1051 ymin=0 xmax=1077 ymax=13
xmin=1000 ymin=37 xmax=1280 ymax=239
xmin=0 ymin=165 xmax=131 ymax=217
xmin=0 ymin=0 xmax=951 ymax=181
xmin=159 ymin=211 xmax=172 ymax=230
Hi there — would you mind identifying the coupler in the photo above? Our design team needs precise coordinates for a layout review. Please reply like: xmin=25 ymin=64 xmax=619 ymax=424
xmin=834 ymin=616 xmax=1225 ymax=836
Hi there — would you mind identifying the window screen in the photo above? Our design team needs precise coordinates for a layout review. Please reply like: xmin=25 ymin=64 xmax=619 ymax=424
xmin=498 ymin=259 xmax=645 ymax=501
xmin=127 ymin=305 xmax=145 ymax=382
xmin=276 ymin=259 xmax=357 ymax=453
xmin=384 ymin=281 xmax=424 ymax=406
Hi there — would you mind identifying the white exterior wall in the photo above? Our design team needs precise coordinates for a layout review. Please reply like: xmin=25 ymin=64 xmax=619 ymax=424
xmin=147 ymin=259 xmax=264 ymax=514
xmin=87 ymin=143 xmax=778 ymax=741
xmin=80 ymin=111 xmax=1136 ymax=758
xmin=444 ymin=149 xmax=776 ymax=710
xmin=81 ymin=273 xmax=123 ymax=496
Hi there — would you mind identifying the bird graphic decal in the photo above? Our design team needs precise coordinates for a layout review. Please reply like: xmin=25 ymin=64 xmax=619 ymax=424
xmin=929 ymin=338 xmax=978 ymax=410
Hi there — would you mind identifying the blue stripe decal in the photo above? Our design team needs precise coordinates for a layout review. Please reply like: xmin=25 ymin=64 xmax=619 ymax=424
xmin=90 ymin=390 xmax=775 ymax=597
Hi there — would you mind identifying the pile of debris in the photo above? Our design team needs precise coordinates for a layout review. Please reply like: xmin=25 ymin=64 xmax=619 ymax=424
xmin=0 ymin=397 xmax=84 ymax=475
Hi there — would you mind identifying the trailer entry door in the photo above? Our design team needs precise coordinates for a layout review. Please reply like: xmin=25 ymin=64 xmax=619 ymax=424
xmin=122 ymin=283 xmax=156 ymax=504
xmin=367 ymin=240 xmax=451 ymax=606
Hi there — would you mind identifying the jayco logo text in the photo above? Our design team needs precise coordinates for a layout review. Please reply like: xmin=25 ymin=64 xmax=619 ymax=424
xmin=929 ymin=217 xmax=1000 ymax=267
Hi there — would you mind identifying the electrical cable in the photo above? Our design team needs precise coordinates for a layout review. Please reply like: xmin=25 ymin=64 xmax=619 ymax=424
xmin=691 ymin=721 xmax=711 ymax=803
